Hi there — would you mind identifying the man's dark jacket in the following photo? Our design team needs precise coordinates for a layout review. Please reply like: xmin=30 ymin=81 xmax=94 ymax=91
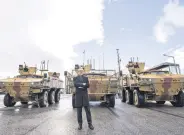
xmin=73 ymin=75 xmax=90 ymax=107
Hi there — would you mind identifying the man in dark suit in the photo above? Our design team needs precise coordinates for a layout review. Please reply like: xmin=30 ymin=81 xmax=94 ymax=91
xmin=73 ymin=68 xmax=94 ymax=130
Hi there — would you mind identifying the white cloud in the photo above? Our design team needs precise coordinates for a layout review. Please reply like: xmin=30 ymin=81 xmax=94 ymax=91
xmin=162 ymin=44 xmax=181 ymax=54
xmin=154 ymin=0 xmax=184 ymax=43
xmin=28 ymin=0 xmax=104 ymax=71
xmin=0 ymin=0 xmax=104 ymax=77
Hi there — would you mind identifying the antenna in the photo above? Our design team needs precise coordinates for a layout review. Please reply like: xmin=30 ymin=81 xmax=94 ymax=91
xmin=103 ymin=53 xmax=104 ymax=70
xmin=116 ymin=49 xmax=121 ymax=73
xmin=87 ymin=59 xmax=89 ymax=65
xmin=44 ymin=60 xmax=45 ymax=70
xmin=47 ymin=60 xmax=49 ymax=70
xmin=83 ymin=50 xmax=85 ymax=67
xmin=90 ymin=56 xmax=92 ymax=68
xmin=24 ymin=62 xmax=26 ymax=67
xmin=93 ymin=59 xmax=95 ymax=69
xmin=42 ymin=61 xmax=43 ymax=70
xmin=42 ymin=61 xmax=44 ymax=70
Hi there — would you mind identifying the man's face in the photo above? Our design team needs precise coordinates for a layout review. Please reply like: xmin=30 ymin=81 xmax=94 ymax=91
xmin=78 ymin=70 xmax=84 ymax=76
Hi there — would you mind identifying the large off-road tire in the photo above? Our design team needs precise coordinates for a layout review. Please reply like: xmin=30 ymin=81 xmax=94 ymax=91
xmin=156 ymin=101 xmax=165 ymax=104
xmin=39 ymin=91 xmax=48 ymax=107
xmin=3 ymin=93 xmax=16 ymax=107
xmin=121 ymin=89 xmax=126 ymax=102
xmin=125 ymin=90 xmax=133 ymax=104
xmin=55 ymin=89 xmax=61 ymax=103
xmin=170 ymin=91 xmax=184 ymax=107
xmin=133 ymin=89 xmax=145 ymax=107
xmin=48 ymin=90 xmax=55 ymax=104
xmin=107 ymin=95 xmax=115 ymax=107
xmin=72 ymin=94 xmax=76 ymax=108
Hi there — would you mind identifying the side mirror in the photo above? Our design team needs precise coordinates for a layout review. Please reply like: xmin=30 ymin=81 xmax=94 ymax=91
xmin=64 ymin=71 xmax=67 ymax=76
xmin=44 ymin=73 xmax=47 ymax=78
xmin=132 ymin=69 xmax=136 ymax=74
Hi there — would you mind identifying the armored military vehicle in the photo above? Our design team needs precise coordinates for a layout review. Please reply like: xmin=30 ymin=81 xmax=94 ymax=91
xmin=120 ymin=58 xmax=184 ymax=107
xmin=0 ymin=61 xmax=64 ymax=107
xmin=64 ymin=63 xmax=118 ymax=108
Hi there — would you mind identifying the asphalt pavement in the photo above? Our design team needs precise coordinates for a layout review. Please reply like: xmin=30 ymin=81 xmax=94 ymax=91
xmin=0 ymin=94 xmax=184 ymax=135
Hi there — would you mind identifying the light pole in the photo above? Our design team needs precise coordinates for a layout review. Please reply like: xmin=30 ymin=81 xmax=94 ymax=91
xmin=163 ymin=54 xmax=178 ymax=74
xmin=83 ymin=50 xmax=85 ymax=67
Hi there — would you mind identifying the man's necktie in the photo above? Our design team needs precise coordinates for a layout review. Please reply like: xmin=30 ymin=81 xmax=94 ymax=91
xmin=79 ymin=75 xmax=83 ymax=82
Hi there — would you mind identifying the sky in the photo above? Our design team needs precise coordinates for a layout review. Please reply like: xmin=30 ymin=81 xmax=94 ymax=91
xmin=0 ymin=0 xmax=184 ymax=79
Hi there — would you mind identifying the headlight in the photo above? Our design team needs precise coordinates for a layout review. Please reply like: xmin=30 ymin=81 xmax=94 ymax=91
xmin=0 ymin=82 xmax=5 ymax=88
xmin=0 ymin=82 xmax=5 ymax=85
xmin=31 ymin=82 xmax=42 ymax=86
xmin=140 ymin=78 xmax=152 ymax=83
xmin=148 ymin=78 xmax=152 ymax=82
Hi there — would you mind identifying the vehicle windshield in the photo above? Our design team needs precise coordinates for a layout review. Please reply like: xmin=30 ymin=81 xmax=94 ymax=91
xmin=161 ymin=65 xmax=180 ymax=74
xmin=149 ymin=71 xmax=169 ymax=75
xmin=141 ymin=71 xmax=170 ymax=75
xmin=16 ymin=75 xmax=43 ymax=78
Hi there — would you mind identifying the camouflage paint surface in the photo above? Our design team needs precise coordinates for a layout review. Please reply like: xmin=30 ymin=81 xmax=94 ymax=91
xmin=139 ymin=74 xmax=184 ymax=100
xmin=88 ymin=78 xmax=107 ymax=101
xmin=0 ymin=63 xmax=63 ymax=102
xmin=87 ymin=76 xmax=117 ymax=101
xmin=126 ymin=61 xmax=145 ymax=74
xmin=65 ymin=64 xmax=118 ymax=101
xmin=120 ymin=60 xmax=184 ymax=101
xmin=19 ymin=67 xmax=37 ymax=75
xmin=0 ymin=78 xmax=43 ymax=101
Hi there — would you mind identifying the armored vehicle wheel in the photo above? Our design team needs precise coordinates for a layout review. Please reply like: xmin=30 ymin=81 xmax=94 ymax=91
xmin=4 ymin=93 xmax=16 ymax=107
xmin=156 ymin=101 xmax=165 ymax=104
xmin=125 ymin=90 xmax=133 ymax=104
xmin=48 ymin=90 xmax=55 ymax=104
xmin=39 ymin=91 xmax=48 ymax=107
xmin=72 ymin=94 xmax=76 ymax=108
xmin=121 ymin=89 xmax=126 ymax=102
xmin=133 ymin=90 xmax=145 ymax=107
xmin=21 ymin=102 xmax=28 ymax=104
xmin=170 ymin=91 xmax=184 ymax=107
xmin=55 ymin=89 xmax=61 ymax=103
xmin=108 ymin=95 xmax=115 ymax=107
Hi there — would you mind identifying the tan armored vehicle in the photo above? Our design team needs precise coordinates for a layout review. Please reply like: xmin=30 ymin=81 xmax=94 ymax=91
xmin=120 ymin=58 xmax=184 ymax=107
xmin=64 ymin=64 xmax=118 ymax=108
xmin=0 ymin=61 xmax=64 ymax=107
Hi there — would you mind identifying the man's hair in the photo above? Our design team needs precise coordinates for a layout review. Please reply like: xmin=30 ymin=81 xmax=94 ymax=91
xmin=78 ymin=68 xmax=84 ymax=72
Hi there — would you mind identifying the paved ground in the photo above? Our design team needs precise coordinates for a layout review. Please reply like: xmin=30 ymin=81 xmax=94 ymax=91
xmin=0 ymin=94 xmax=184 ymax=135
